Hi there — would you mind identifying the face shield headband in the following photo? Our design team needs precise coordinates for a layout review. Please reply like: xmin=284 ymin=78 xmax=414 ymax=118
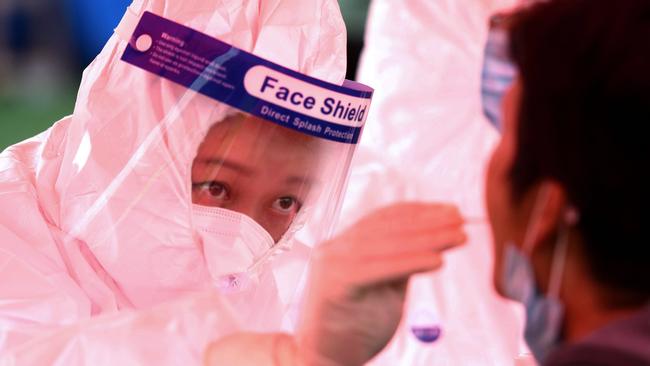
xmin=118 ymin=11 xmax=374 ymax=144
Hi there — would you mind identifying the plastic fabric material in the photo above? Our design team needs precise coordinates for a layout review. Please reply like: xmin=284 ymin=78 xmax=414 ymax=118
xmin=2 ymin=292 xmax=244 ymax=365
xmin=0 ymin=0 xmax=356 ymax=363
xmin=201 ymin=203 xmax=468 ymax=366
xmin=338 ymin=0 xmax=530 ymax=364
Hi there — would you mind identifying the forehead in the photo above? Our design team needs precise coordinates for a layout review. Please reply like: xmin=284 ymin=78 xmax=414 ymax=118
xmin=202 ymin=114 xmax=318 ymax=148
xmin=195 ymin=114 xmax=327 ymax=172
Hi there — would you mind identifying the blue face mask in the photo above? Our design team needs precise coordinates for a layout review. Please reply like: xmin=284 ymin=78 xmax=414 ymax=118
xmin=481 ymin=15 xmax=517 ymax=132
xmin=499 ymin=188 xmax=571 ymax=362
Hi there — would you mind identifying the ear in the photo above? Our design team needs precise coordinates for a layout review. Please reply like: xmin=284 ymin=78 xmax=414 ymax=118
xmin=527 ymin=180 xmax=568 ymax=251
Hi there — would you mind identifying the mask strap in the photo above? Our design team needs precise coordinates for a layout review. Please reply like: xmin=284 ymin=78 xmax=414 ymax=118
xmin=245 ymin=205 xmax=312 ymax=275
xmin=522 ymin=186 xmax=576 ymax=299
xmin=521 ymin=185 xmax=552 ymax=255
xmin=547 ymin=225 xmax=569 ymax=299
xmin=247 ymin=246 xmax=276 ymax=274
xmin=547 ymin=208 xmax=577 ymax=298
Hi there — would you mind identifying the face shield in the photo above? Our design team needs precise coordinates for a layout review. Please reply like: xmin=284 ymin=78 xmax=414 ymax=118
xmin=57 ymin=1 xmax=372 ymax=318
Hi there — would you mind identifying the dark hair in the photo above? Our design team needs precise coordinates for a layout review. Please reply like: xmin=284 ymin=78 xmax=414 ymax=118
xmin=508 ymin=0 xmax=650 ymax=306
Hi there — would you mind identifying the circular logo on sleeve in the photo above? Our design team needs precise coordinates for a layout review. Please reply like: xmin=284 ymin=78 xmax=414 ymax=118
xmin=409 ymin=307 xmax=443 ymax=343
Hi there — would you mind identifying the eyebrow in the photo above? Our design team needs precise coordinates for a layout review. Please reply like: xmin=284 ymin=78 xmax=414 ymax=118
xmin=195 ymin=157 xmax=254 ymax=175
xmin=285 ymin=175 xmax=315 ymax=187
xmin=196 ymin=157 xmax=317 ymax=186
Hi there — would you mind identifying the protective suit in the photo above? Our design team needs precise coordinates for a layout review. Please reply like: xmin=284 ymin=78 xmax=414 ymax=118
xmin=0 ymin=0 xmax=372 ymax=363
xmin=336 ymin=0 xmax=531 ymax=364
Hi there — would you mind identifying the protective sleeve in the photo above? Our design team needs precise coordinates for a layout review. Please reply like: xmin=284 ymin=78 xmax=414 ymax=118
xmin=0 ymin=117 xmax=91 ymax=351
xmin=0 ymin=291 xmax=244 ymax=365
xmin=0 ymin=120 xmax=241 ymax=365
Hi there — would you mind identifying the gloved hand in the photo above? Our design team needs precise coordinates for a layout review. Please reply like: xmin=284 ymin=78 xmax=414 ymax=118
xmin=295 ymin=202 xmax=466 ymax=366
xmin=203 ymin=203 xmax=466 ymax=366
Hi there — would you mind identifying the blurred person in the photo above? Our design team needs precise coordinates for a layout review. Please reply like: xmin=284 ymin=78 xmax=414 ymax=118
xmin=335 ymin=0 xmax=527 ymax=364
xmin=0 ymin=0 xmax=75 ymax=91
xmin=486 ymin=0 xmax=650 ymax=364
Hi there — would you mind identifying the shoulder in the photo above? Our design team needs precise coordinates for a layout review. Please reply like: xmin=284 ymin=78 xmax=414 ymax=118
xmin=545 ymin=307 xmax=650 ymax=366
xmin=545 ymin=343 xmax=650 ymax=366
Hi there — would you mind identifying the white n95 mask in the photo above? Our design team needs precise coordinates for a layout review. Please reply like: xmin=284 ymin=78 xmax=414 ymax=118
xmin=192 ymin=204 xmax=274 ymax=292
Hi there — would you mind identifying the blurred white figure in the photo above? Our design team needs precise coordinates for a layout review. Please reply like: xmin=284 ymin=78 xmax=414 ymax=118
xmin=338 ymin=0 xmax=530 ymax=364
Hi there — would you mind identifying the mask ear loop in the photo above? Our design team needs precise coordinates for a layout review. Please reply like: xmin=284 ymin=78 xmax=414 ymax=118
xmin=546 ymin=207 xmax=579 ymax=299
xmin=521 ymin=185 xmax=553 ymax=255
xmin=245 ymin=206 xmax=311 ymax=277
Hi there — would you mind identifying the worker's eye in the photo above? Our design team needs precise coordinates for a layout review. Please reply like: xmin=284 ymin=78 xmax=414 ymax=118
xmin=271 ymin=196 xmax=301 ymax=214
xmin=193 ymin=181 xmax=231 ymax=204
